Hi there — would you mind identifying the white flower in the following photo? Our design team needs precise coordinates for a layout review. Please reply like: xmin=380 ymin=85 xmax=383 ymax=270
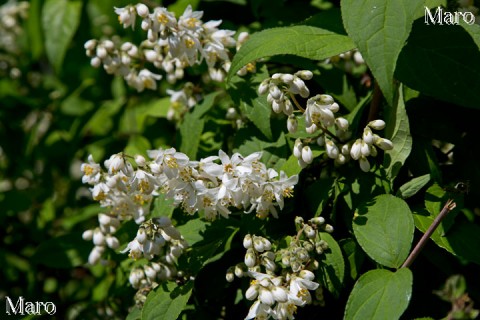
xmin=368 ymin=119 xmax=386 ymax=130
xmin=301 ymin=146 xmax=313 ymax=164
xmin=115 ymin=6 xmax=136 ymax=29
xmin=81 ymin=154 xmax=101 ymax=185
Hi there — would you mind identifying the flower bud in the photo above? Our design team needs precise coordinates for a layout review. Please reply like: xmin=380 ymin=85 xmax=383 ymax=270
xmin=368 ymin=119 xmax=386 ymax=130
xmin=302 ymin=146 xmax=313 ymax=164
xmin=326 ymin=140 xmax=339 ymax=159
xmin=245 ymin=285 xmax=259 ymax=300
xmin=82 ymin=229 xmax=94 ymax=241
xmin=106 ymin=235 xmax=119 ymax=249
xmin=245 ymin=249 xmax=256 ymax=267
xmin=329 ymin=102 xmax=340 ymax=113
xmin=226 ymin=268 xmax=235 ymax=282
xmin=259 ymin=288 xmax=275 ymax=306
xmin=287 ymin=116 xmax=298 ymax=133
xmin=350 ymin=139 xmax=362 ymax=160
xmin=296 ymin=70 xmax=313 ymax=80
xmin=93 ymin=229 xmax=105 ymax=246
xmin=299 ymin=269 xmax=315 ymax=281
xmin=317 ymin=135 xmax=325 ymax=147
xmin=360 ymin=141 xmax=370 ymax=157
xmin=136 ymin=3 xmax=149 ymax=17
xmin=335 ymin=117 xmax=349 ymax=131
xmin=363 ymin=127 xmax=374 ymax=145
xmin=375 ymin=138 xmax=394 ymax=150
xmin=135 ymin=155 xmax=146 ymax=167
xmin=272 ymin=286 xmax=289 ymax=303
xmin=311 ymin=216 xmax=325 ymax=225
xmin=258 ymin=79 xmax=269 ymax=95
xmin=253 ymin=237 xmax=265 ymax=252
xmin=293 ymin=139 xmax=303 ymax=159
xmin=234 ymin=264 xmax=244 ymax=278
xmin=144 ymin=265 xmax=156 ymax=279
xmin=359 ymin=156 xmax=370 ymax=172
xmin=304 ymin=225 xmax=316 ymax=239
xmin=305 ymin=123 xmax=318 ymax=134
xmin=243 ymin=234 xmax=253 ymax=249
xmin=268 ymin=85 xmax=282 ymax=100
xmin=84 ymin=39 xmax=97 ymax=50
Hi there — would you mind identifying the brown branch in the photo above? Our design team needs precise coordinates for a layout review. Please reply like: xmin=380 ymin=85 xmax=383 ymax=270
xmin=401 ymin=199 xmax=456 ymax=269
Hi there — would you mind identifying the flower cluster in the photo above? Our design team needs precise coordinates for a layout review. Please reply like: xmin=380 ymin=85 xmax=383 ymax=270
xmin=166 ymin=82 xmax=199 ymax=121
xmin=124 ymin=217 xmax=188 ymax=306
xmin=227 ymin=216 xmax=332 ymax=319
xmin=81 ymin=147 xmax=298 ymax=263
xmin=0 ymin=0 xmax=29 ymax=79
xmin=258 ymin=71 xmax=393 ymax=172
xmin=85 ymin=4 xmax=246 ymax=91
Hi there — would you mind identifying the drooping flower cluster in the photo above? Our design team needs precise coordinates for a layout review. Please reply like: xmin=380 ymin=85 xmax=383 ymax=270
xmin=85 ymin=4 xmax=247 ymax=91
xmin=258 ymin=71 xmax=393 ymax=172
xmin=227 ymin=216 xmax=332 ymax=319
xmin=81 ymin=148 xmax=298 ymax=263
xmin=123 ymin=217 xmax=188 ymax=306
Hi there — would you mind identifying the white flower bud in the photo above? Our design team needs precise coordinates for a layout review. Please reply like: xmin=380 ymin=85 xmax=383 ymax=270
xmin=234 ymin=264 xmax=244 ymax=278
xmin=82 ymin=230 xmax=94 ymax=241
xmin=136 ymin=228 xmax=147 ymax=243
xmin=326 ymin=140 xmax=339 ymax=159
xmin=293 ymin=77 xmax=310 ymax=98
xmin=245 ymin=249 xmax=256 ymax=267
xmin=297 ymin=158 xmax=308 ymax=169
xmin=106 ymin=235 xmax=119 ymax=249
xmin=103 ymin=40 xmax=114 ymax=51
xmin=134 ymin=155 xmax=146 ymax=167
xmin=287 ymin=116 xmax=298 ymax=133
xmin=262 ymin=239 xmax=272 ymax=251
xmin=293 ymin=139 xmax=303 ymax=159
xmin=360 ymin=141 xmax=370 ymax=157
xmin=253 ymin=237 xmax=265 ymax=252
xmin=245 ymin=285 xmax=259 ymax=300
xmin=299 ymin=269 xmax=315 ymax=281
xmin=350 ymin=139 xmax=362 ymax=160
xmin=243 ymin=234 xmax=253 ymax=249
xmin=84 ymin=39 xmax=96 ymax=50
xmin=226 ymin=269 xmax=235 ymax=282
xmin=144 ymin=50 xmax=158 ymax=62
xmin=363 ymin=127 xmax=374 ymax=145
xmin=329 ymin=102 xmax=340 ymax=113
xmin=284 ymin=99 xmax=293 ymax=115
xmin=96 ymin=46 xmax=107 ymax=59
xmin=311 ymin=216 xmax=325 ymax=225
xmin=304 ymin=225 xmax=316 ymax=239
xmin=258 ymin=79 xmax=269 ymax=95
xmin=335 ymin=117 xmax=349 ymax=131
xmin=136 ymin=3 xmax=149 ymax=17
xmin=272 ymin=100 xmax=283 ymax=113
xmin=98 ymin=213 xmax=111 ymax=226
xmin=368 ymin=119 xmax=386 ymax=130
xmin=353 ymin=51 xmax=365 ymax=64
xmin=369 ymin=145 xmax=378 ymax=157
xmin=317 ymin=94 xmax=335 ymax=105
xmin=296 ymin=70 xmax=313 ymax=80
xmin=90 ymin=57 xmax=101 ymax=68
xmin=88 ymin=246 xmax=104 ymax=265
xmin=279 ymin=73 xmax=294 ymax=82
xmin=144 ymin=265 xmax=157 ymax=279
xmin=375 ymin=138 xmax=394 ymax=150
xmin=324 ymin=224 xmax=334 ymax=233
xmin=302 ymin=146 xmax=313 ymax=164
xmin=93 ymin=229 xmax=105 ymax=246
xmin=341 ymin=143 xmax=350 ymax=156
xmin=269 ymin=85 xmax=282 ymax=100
xmin=263 ymin=258 xmax=277 ymax=272
xmin=335 ymin=153 xmax=347 ymax=165
xmin=359 ymin=156 xmax=370 ymax=172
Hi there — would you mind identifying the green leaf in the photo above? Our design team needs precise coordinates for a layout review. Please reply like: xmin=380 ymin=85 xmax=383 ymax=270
xmin=82 ymin=99 xmax=123 ymax=136
xmin=279 ymin=154 xmax=302 ymax=177
xmin=317 ymin=232 xmax=345 ymax=298
xmin=396 ymin=174 xmax=431 ymax=199
xmin=151 ymin=194 xmax=176 ymax=218
xmin=353 ymin=194 xmax=414 ymax=268
xmin=42 ymin=0 xmax=82 ymax=73
xmin=396 ymin=20 xmax=480 ymax=109
xmin=413 ymin=211 xmax=480 ymax=265
xmin=26 ymin=0 xmax=44 ymax=60
xmin=176 ymin=219 xmax=208 ymax=246
xmin=142 ymin=281 xmax=193 ymax=320
xmin=383 ymin=86 xmax=412 ymax=182
xmin=31 ymin=232 xmax=90 ymax=268
xmin=341 ymin=0 xmax=422 ymax=105
xmin=234 ymin=133 xmax=288 ymax=170
xmin=179 ymin=92 xmax=219 ymax=159
xmin=340 ymin=238 xmax=365 ymax=282
xmin=344 ymin=268 xmax=413 ymax=320
xmin=125 ymin=135 xmax=151 ymax=157
xmin=306 ymin=177 xmax=335 ymax=216
xmin=228 ymin=25 xmax=354 ymax=79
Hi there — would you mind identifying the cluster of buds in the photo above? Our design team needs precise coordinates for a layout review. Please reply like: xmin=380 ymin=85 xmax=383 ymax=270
xmin=325 ymin=49 xmax=365 ymax=73
xmin=85 ymin=4 xmax=246 ymax=91
xmin=81 ymin=147 xmax=298 ymax=262
xmin=258 ymin=71 xmax=393 ymax=172
xmin=0 ymin=0 xmax=29 ymax=55
xmin=226 ymin=216 xmax=331 ymax=319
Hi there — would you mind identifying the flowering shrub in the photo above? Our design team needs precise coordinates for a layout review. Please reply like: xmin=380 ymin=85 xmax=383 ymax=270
xmin=2 ymin=0 xmax=480 ymax=319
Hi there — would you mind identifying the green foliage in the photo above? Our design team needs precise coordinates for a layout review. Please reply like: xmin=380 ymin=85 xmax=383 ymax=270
xmin=2 ymin=0 xmax=480 ymax=319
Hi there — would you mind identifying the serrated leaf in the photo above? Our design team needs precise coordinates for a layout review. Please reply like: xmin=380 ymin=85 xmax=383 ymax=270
xmin=318 ymin=232 xmax=345 ymax=298
xmin=353 ymin=194 xmax=414 ymax=268
xmin=396 ymin=174 xmax=431 ymax=199
xmin=228 ymin=25 xmax=354 ymax=79
xmin=396 ymin=20 xmax=480 ymax=109
xmin=42 ymin=0 xmax=82 ymax=73
xmin=383 ymin=86 xmax=412 ymax=182
xmin=341 ymin=0 xmax=422 ymax=105
xmin=142 ymin=282 xmax=193 ymax=320
xmin=279 ymin=154 xmax=302 ymax=177
xmin=344 ymin=268 xmax=413 ymax=320
xmin=176 ymin=219 xmax=208 ymax=246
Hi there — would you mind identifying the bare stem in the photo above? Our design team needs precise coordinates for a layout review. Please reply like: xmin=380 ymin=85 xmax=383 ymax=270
xmin=367 ymin=81 xmax=382 ymax=122
xmin=289 ymin=93 xmax=305 ymax=113
xmin=401 ymin=199 xmax=456 ymax=269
